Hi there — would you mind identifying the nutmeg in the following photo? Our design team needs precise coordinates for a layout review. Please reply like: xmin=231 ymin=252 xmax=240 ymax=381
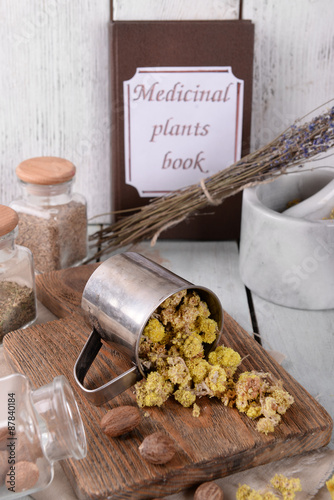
xmin=15 ymin=433 xmax=43 ymax=463
xmin=0 ymin=451 xmax=8 ymax=485
xmin=0 ymin=432 xmax=42 ymax=487
xmin=100 ymin=405 xmax=141 ymax=437
xmin=8 ymin=460 xmax=39 ymax=492
xmin=0 ymin=427 xmax=8 ymax=450
xmin=194 ymin=480 xmax=224 ymax=500
xmin=138 ymin=431 xmax=176 ymax=465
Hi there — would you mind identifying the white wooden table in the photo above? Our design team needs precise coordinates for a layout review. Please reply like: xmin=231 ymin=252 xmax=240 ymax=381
xmin=1 ymin=238 xmax=333 ymax=499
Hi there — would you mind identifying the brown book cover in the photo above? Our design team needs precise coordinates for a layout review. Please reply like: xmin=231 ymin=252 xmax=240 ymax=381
xmin=109 ymin=20 xmax=254 ymax=240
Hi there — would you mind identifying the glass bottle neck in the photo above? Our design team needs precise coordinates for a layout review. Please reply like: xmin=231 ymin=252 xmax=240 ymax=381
xmin=31 ymin=375 xmax=86 ymax=462
xmin=19 ymin=180 xmax=73 ymax=206
xmin=0 ymin=228 xmax=17 ymax=261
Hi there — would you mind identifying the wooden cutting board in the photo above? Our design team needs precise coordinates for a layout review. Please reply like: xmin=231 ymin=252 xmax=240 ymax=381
xmin=3 ymin=264 xmax=333 ymax=500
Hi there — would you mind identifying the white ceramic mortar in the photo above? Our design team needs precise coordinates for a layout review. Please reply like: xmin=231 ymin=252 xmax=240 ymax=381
xmin=239 ymin=168 xmax=334 ymax=310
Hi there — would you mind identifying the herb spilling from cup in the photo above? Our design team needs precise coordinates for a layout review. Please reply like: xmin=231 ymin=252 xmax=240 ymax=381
xmin=135 ymin=290 xmax=294 ymax=434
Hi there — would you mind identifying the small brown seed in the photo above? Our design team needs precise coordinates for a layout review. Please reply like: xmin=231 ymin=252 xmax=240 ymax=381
xmin=194 ymin=481 xmax=224 ymax=500
xmin=100 ymin=405 xmax=141 ymax=437
xmin=0 ymin=451 xmax=8 ymax=485
xmin=138 ymin=431 xmax=176 ymax=465
xmin=10 ymin=461 xmax=39 ymax=492
xmin=0 ymin=434 xmax=43 ymax=487
xmin=0 ymin=427 xmax=9 ymax=450
xmin=15 ymin=433 xmax=43 ymax=463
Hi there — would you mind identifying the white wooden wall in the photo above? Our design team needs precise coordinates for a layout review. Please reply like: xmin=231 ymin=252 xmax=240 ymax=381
xmin=0 ymin=0 xmax=333 ymax=222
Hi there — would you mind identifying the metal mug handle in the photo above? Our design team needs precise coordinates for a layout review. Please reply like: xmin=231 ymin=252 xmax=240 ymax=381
xmin=73 ymin=328 xmax=143 ymax=406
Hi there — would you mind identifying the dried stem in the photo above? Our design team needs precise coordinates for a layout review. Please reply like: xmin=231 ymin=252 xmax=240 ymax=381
xmin=87 ymin=104 xmax=334 ymax=262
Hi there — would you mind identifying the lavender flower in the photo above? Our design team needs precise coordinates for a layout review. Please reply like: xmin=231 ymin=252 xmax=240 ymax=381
xmin=87 ymin=105 xmax=334 ymax=261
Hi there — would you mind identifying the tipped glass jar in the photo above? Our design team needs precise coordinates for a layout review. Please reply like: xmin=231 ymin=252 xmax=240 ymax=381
xmin=10 ymin=157 xmax=88 ymax=274
xmin=0 ymin=205 xmax=37 ymax=341
xmin=0 ymin=373 xmax=87 ymax=499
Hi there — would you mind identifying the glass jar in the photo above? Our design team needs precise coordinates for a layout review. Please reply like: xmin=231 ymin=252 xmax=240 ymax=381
xmin=10 ymin=157 xmax=88 ymax=274
xmin=0 ymin=373 xmax=87 ymax=499
xmin=0 ymin=206 xmax=37 ymax=341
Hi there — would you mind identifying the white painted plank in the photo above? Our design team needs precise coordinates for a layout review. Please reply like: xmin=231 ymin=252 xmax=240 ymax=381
xmin=252 ymin=294 xmax=334 ymax=448
xmin=113 ymin=0 xmax=239 ymax=20
xmin=0 ymin=0 xmax=111 ymax=221
xmin=0 ymin=0 xmax=239 ymax=226
xmin=113 ymin=240 xmax=254 ymax=333
xmin=243 ymin=0 xmax=334 ymax=160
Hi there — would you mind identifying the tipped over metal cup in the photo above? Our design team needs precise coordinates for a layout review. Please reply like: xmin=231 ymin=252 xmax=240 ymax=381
xmin=74 ymin=252 xmax=223 ymax=405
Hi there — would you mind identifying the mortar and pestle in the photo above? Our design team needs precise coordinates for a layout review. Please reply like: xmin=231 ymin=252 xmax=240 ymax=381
xmin=239 ymin=167 xmax=334 ymax=310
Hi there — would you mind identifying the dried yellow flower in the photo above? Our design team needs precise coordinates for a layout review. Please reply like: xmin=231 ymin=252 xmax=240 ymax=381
xmin=135 ymin=372 xmax=174 ymax=408
xmin=204 ymin=365 xmax=227 ymax=397
xmin=174 ymin=387 xmax=196 ymax=407
xmin=270 ymin=474 xmax=302 ymax=499
xmin=166 ymin=356 xmax=191 ymax=385
xmin=235 ymin=371 xmax=294 ymax=434
xmin=187 ymin=358 xmax=210 ymax=384
xmin=182 ymin=333 xmax=204 ymax=358
xmin=256 ymin=416 xmax=278 ymax=435
xmin=323 ymin=207 xmax=334 ymax=220
xmin=192 ymin=403 xmax=200 ymax=418
xmin=208 ymin=345 xmax=241 ymax=377
xmin=236 ymin=484 xmax=278 ymax=500
xmin=143 ymin=318 xmax=166 ymax=343
xmin=197 ymin=317 xmax=218 ymax=343
xmin=237 ymin=474 xmax=301 ymax=500
xmin=326 ymin=473 xmax=334 ymax=499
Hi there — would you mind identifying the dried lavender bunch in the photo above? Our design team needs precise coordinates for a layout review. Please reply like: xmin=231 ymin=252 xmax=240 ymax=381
xmin=88 ymin=105 xmax=334 ymax=261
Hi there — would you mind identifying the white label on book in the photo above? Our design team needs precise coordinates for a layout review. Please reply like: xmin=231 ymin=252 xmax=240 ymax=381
xmin=123 ymin=66 xmax=244 ymax=197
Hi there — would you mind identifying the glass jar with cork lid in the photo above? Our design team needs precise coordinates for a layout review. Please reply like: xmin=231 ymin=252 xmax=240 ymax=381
xmin=0 ymin=205 xmax=37 ymax=341
xmin=10 ymin=157 xmax=88 ymax=274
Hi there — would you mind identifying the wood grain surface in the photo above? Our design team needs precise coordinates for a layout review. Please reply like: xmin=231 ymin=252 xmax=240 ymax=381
xmin=3 ymin=264 xmax=333 ymax=499
xmin=35 ymin=262 xmax=100 ymax=318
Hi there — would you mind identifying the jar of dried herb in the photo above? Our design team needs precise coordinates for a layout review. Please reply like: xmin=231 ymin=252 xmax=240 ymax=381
xmin=10 ymin=157 xmax=88 ymax=273
xmin=0 ymin=205 xmax=37 ymax=341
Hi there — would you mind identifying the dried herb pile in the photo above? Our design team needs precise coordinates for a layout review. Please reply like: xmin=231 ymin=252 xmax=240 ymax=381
xmin=135 ymin=290 xmax=294 ymax=434
xmin=16 ymin=201 xmax=87 ymax=273
xmin=0 ymin=281 xmax=36 ymax=339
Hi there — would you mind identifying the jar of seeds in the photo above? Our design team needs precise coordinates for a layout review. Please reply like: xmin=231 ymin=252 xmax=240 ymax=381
xmin=0 ymin=205 xmax=37 ymax=341
xmin=10 ymin=157 xmax=88 ymax=273
xmin=0 ymin=373 xmax=86 ymax=498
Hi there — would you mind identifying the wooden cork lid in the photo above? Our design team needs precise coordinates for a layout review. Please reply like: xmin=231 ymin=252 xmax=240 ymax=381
xmin=16 ymin=157 xmax=76 ymax=185
xmin=0 ymin=205 xmax=19 ymax=237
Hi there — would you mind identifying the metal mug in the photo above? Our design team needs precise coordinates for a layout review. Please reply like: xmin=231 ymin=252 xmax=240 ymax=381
xmin=74 ymin=252 xmax=223 ymax=405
